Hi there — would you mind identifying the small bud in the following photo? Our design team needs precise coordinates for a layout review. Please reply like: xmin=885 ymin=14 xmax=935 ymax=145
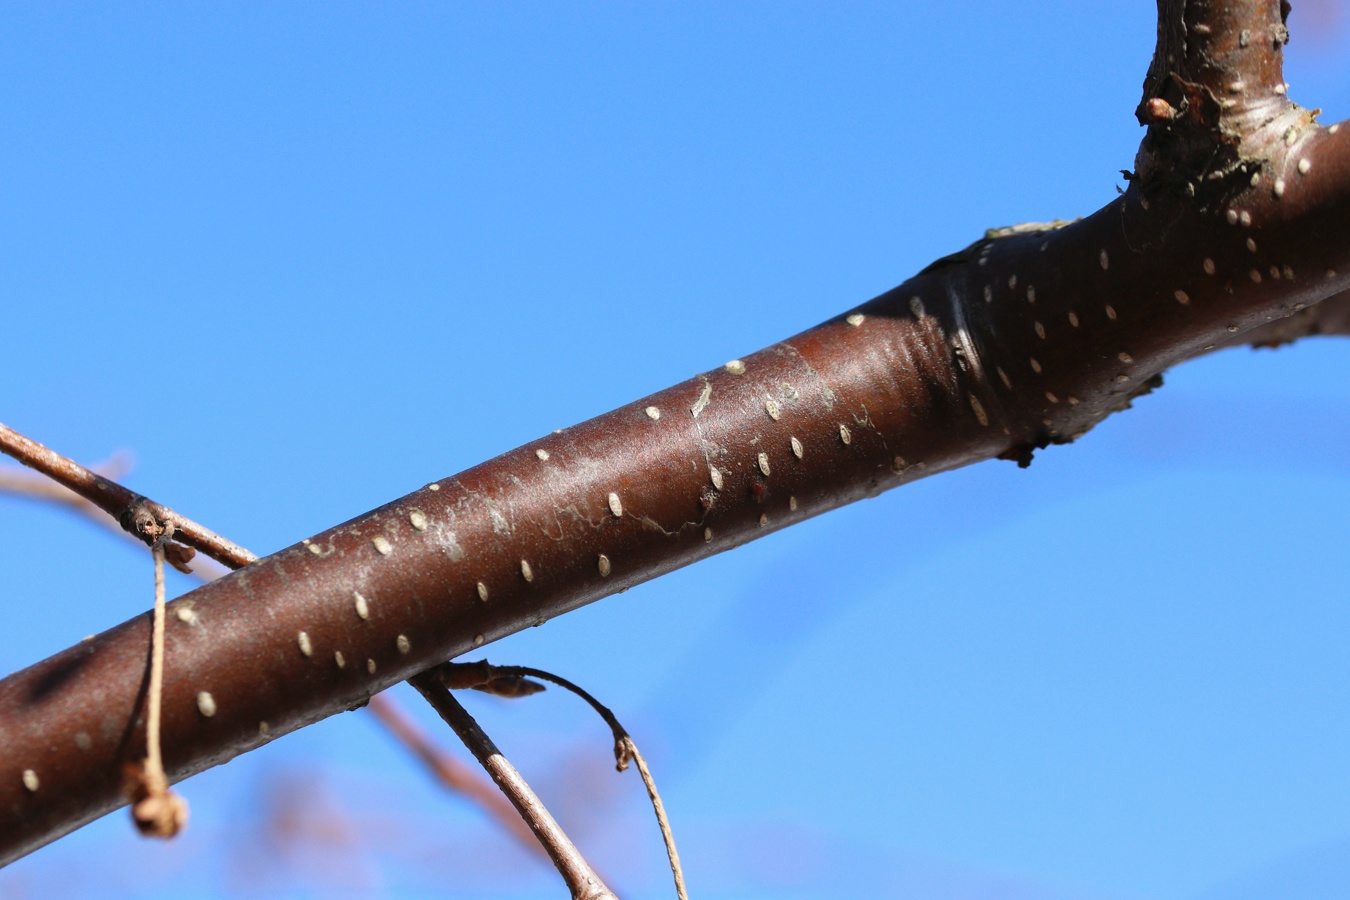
xmin=1144 ymin=97 xmax=1175 ymax=123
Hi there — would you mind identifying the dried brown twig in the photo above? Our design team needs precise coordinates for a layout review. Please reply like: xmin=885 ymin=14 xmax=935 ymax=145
xmin=409 ymin=672 xmax=618 ymax=900
xmin=362 ymin=685 xmax=545 ymax=856
xmin=444 ymin=660 xmax=688 ymax=900
xmin=0 ymin=452 xmax=229 ymax=581
xmin=0 ymin=422 xmax=253 ymax=571
xmin=125 ymin=535 xmax=190 ymax=838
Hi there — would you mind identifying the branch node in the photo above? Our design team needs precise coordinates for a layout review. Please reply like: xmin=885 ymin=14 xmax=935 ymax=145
xmin=119 ymin=499 xmax=159 ymax=540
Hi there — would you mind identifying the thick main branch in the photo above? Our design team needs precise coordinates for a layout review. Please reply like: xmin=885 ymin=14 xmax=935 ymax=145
xmin=1 ymin=0 xmax=1347 ymax=867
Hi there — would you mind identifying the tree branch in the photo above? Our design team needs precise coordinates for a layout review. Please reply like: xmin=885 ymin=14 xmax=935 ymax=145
xmin=362 ymin=689 xmax=548 ymax=859
xmin=442 ymin=661 xmax=687 ymax=900
xmin=0 ymin=437 xmax=553 ymax=863
xmin=408 ymin=673 xmax=617 ymax=900
xmin=0 ymin=423 xmax=254 ymax=570
xmin=1 ymin=0 xmax=1347 ymax=867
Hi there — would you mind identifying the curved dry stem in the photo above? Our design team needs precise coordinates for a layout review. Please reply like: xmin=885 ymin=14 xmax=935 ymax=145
xmin=145 ymin=540 xmax=169 ymax=794
xmin=408 ymin=671 xmax=618 ymax=900
xmin=624 ymin=739 xmax=686 ymax=900
xmin=126 ymin=537 xmax=189 ymax=839
xmin=444 ymin=662 xmax=688 ymax=900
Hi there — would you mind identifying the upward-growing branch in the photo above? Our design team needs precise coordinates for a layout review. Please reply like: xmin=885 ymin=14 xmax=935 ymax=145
xmin=2 ymin=0 xmax=1347 ymax=867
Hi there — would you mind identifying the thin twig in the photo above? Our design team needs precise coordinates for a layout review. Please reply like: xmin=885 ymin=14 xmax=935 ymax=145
xmin=444 ymin=662 xmax=686 ymax=900
xmin=0 ymin=451 xmax=133 ymax=499
xmin=408 ymin=671 xmax=619 ymax=900
xmin=0 ymin=458 xmax=233 ymax=581
xmin=625 ymin=741 xmax=684 ymax=900
xmin=363 ymin=691 xmax=548 ymax=859
xmin=126 ymin=534 xmax=189 ymax=837
xmin=0 ymin=421 xmax=255 ymax=569
xmin=147 ymin=539 xmax=169 ymax=788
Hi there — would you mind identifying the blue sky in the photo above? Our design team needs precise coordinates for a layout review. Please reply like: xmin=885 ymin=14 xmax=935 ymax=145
xmin=1 ymin=3 xmax=1348 ymax=898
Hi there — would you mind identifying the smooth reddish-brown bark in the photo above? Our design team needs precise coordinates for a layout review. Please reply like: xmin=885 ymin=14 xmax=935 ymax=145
xmin=2 ymin=0 xmax=1348 ymax=866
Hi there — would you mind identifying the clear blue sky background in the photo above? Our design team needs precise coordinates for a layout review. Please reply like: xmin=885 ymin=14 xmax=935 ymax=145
xmin=2 ymin=3 xmax=1348 ymax=898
